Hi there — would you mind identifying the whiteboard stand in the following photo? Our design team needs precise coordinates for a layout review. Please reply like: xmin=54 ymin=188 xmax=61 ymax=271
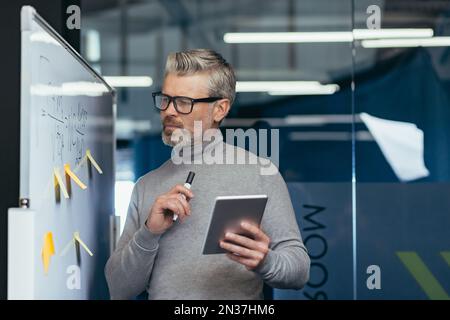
xmin=8 ymin=199 xmax=36 ymax=300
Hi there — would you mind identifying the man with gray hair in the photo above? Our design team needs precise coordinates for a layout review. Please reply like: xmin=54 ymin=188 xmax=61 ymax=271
xmin=105 ymin=49 xmax=310 ymax=299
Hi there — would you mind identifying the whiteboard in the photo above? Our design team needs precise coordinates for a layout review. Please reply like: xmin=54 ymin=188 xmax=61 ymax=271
xmin=8 ymin=6 xmax=116 ymax=299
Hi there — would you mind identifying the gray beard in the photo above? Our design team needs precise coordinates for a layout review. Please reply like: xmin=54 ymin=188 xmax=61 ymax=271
xmin=162 ymin=132 xmax=175 ymax=147
xmin=162 ymin=129 xmax=194 ymax=147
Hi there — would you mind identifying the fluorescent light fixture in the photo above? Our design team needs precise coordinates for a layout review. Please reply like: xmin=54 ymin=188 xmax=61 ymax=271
xmin=223 ymin=114 xmax=364 ymax=127
xmin=288 ymin=131 xmax=373 ymax=141
xmin=104 ymin=76 xmax=153 ymax=87
xmin=224 ymin=32 xmax=352 ymax=43
xmin=30 ymin=31 xmax=59 ymax=46
xmin=236 ymin=81 xmax=339 ymax=95
xmin=352 ymin=28 xmax=433 ymax=40
xmin=269 ymin=84 xmax=339 ymax=95
xmin=85 ymin=29 xmax=101 ymax=62
xmin=361 ymin=37 xmax=450 ymax=48
xmin=223 ymin=28 xmax=434 ymax=44
xmin=31 ymin=82 xmax=109 ymax=97
xmin=237 ymin=81 xmax=319 ymax=92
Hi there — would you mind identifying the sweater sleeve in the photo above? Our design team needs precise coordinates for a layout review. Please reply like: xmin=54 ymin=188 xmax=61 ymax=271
xmin=253 ymin=170 xmax=310 ymax=289
xmin=105 ymin=180 xmax=161 ymax=299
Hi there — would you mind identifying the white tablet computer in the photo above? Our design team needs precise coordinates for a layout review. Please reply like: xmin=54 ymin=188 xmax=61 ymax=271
xmin=202 ymin=195 xmax=268 ymax=255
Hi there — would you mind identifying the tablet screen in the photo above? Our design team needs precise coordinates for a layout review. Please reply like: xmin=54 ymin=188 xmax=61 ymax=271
xmin=202 ymin=195 xmax=268 ymax=254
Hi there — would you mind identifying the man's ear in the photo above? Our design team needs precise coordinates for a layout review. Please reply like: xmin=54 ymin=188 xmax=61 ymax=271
xmin=212 ymin=99 xmax=231 ymax=124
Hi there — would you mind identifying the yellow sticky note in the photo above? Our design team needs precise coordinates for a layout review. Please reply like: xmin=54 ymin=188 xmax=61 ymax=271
xmin=74 ymin=231 xmax=93 ymax=256
xmin=86 ymin=149 xmax=103 ymax=174
xmin=41 ymin=232 xmax=55 ymax=274
xmin=54 ymin=167 xmax=69 ymax=199
xmin=64 ymin=164 xmax=87 ymax=190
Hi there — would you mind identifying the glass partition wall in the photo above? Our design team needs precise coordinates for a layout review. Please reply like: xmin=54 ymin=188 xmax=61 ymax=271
xmin=353 ymin=0 xmax=450 ymax=299
xmin=82 ymin=0 xmax=450 ymax=299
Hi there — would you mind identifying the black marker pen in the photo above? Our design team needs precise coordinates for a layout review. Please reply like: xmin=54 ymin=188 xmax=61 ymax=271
xmin=173 ymin=171 xmax=195 ymax=221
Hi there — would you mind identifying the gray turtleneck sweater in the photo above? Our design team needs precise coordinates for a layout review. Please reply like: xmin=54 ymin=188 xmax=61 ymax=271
xmin=105 ymin=132 xmax=310 ymax=300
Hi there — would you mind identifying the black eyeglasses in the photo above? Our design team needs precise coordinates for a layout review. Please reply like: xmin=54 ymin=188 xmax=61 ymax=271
xmin=152 ymin=92 xmax=223 ymax=115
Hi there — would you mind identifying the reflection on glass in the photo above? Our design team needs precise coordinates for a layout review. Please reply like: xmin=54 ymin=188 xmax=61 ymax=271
xmin=360 ymin=112 xmax=429 ymax=182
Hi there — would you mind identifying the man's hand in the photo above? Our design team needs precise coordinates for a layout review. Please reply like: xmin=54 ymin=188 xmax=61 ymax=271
xmin=220 ymin=222 xmax=270 ymax=270
xmin=146 ymin=184 xmax=194 ymax=235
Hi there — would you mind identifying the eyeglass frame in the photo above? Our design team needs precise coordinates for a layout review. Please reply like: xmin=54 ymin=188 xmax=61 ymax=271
xmin=152 ymin=91 xmax=224 ymax=115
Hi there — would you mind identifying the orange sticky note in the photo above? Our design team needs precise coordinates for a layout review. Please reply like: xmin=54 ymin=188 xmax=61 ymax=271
xmin=64 ymin=164 xmax=87 ymax=190
xmin=86 ymin=149 xmax=103 ymax=174
xmin=41 ymin=232 xmax=55 ymax=274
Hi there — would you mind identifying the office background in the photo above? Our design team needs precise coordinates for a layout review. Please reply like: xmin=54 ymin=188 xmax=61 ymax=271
xmin=1 ymin=0 xmax=449 ymax=299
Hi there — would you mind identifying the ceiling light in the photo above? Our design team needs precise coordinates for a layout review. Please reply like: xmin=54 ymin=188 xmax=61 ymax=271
xmin=236 ymin=81 xmax=339 ymax=95
xmin=361 ymin=37 xmax=450 ymax=48
xmin=104 ymin=76 xmax=153 ymax=87
xmin=223 ymin=29 xmax=434 ymax=44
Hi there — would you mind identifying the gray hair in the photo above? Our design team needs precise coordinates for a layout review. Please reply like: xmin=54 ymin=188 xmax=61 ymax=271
xmin=164 ymin=49 xmax=236 ymax=106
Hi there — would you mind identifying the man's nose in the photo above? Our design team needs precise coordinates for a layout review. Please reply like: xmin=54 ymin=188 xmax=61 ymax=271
xmin=163 ymin=100 xmax=178 ymax=116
